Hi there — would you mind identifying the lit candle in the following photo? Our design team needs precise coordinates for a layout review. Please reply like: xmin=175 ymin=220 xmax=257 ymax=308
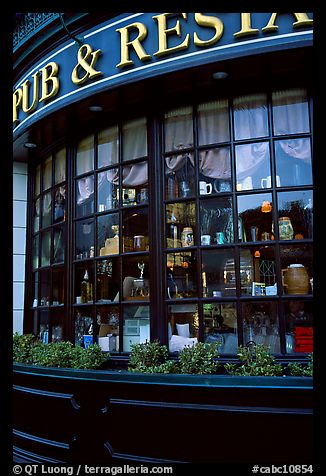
xmin=202 ymin=271 xmax=207 ymax=288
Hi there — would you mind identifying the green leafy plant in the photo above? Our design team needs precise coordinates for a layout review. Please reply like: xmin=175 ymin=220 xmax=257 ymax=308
xmin=224 ymin=344 xmax=283 ymax=376
xmin=128 ymin=340 xmax=179 ymax=373
xmin=13 ymin=333 xmax=108 ymax=370
xmin=287 ymin=353 xmax=313 ymax=377
xmin=178 ymin=342 xmax=220 ymax=374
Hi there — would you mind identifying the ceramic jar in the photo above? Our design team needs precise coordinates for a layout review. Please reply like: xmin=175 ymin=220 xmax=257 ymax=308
xmin=181 ymin=227 xmax=194 ymax=247
xmin=278 ymin=217 xmax=294 ymax=240
xmin=282 ymin=264 xmax=309 ymax=294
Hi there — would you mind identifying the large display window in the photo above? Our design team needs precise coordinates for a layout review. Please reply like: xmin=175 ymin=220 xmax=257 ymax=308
xmin=28 ymin=86 xmax=313 ymax=355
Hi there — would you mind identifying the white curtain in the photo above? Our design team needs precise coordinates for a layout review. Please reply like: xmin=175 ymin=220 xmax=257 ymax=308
xmin=122 ymin=117 xmax=147 ymax=161
xmin=164 ymin=106 xmax=193 ymax=152
xmin=272 ymin=88 xmax=310 ymax=135
xmin=198 ymin=99 xmax=229 ymax=145
xmin=235 ymin=142 xmax=269 ymax=181
xmin=77 ymin=176 xmax=94 ymax=204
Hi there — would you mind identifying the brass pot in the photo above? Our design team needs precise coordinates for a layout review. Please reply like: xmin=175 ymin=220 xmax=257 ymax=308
xmin=282 ymin=264 xmax=309 ymax=295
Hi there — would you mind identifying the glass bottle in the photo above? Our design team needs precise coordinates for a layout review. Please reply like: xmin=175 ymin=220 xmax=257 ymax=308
xmin=81 ymin=270 xmax=90 ymax=303
xmin=170 ymin=211 xmax=178 ymax=247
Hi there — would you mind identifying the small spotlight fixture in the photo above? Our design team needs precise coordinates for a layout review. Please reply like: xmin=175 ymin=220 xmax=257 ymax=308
xmin=89 ymin=105 xmax=103 ymax=112
xmin=23 ymin=142 xmax=37 ymax=149
xmin=212 ymin=71 xmax=229 ymax=80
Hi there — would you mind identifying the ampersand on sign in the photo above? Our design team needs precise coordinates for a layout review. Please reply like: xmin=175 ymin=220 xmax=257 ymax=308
xmin=71 ymin=44 xmax=103 ymax=85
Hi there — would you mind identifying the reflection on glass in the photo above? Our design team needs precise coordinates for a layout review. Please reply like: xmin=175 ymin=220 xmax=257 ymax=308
xmin=280 ymin=244 xmax=313 ymax=296
xmin=165 ymin=202 xmax=196 ymax=249
xmin=53 ymin=225 xmax=65 ymax=263
xmin=97 ymin=306 xmax=120 ymax=352
xmin=122 ymin=161 xmax=148 ymax=206
xmin=98 ymin=126 xmax=119 ymax=168
xmin=122 ymin=256 xmax=150 ymax=300
xmin=32 ymin=272 xmax=39 ymax=306
xmin=123 ymin=305 xmax=150 ymax=352
xmin=42 ymin=156 xmax=52 ymax=190
xmin=97 ymin=213 xmax=119 ymax=256
xmin=242 ymin=301 xmax=280 ymax=353
xmin=42 ymin=191 xmax=52 ymax=228
xmin=200 ymin=197 xmax=233 ymax=245
xmin=284 ymin=300 xmax=313 ymax=354
xmin=74 ymin=262 xmax=94 ymax=304
xmin=76 ymin=135 xmax=94 ymax=175
xmin=165 ymin=153 xmax=195 ymax=199
xmin=277 ymin=190 xmax=313 ymax=240
xmin=237 ymin=193 xmax=274 ymax=243
xmin=122 ymin=117 xmax=147 ymax=161
xmin=272 ymin=88 xmax=310 ymax=136
xmin=96 ymin=259 xmax=119 ymax=302
xmin=164 ymin=106 xmax=193 ymax=152
xmin=40 ymin=269 xmax=51 ymax=306
xmin=34 ymin=198 xmax=40 ymax=232
xmin=235 ymin=142 xmax=270 ymax=191
xmin=122 ymin=208 xmax=149 ymax=252
xmin=198 ymin=99 xmax=229 ymax=145
xmin=34 ymin=164 xmax=41 ymax=196
xmin=54 ymin=148 xmax=66 ymax=184
xmin=39 ymin=310 xmax=50 ymax=343
xmin=52 ymin=267 xmax=64 ymax=305
xmin=75 ymin=219 xmax=94 ymax=259
xmin=168 ymin=303 xmax=198 ymax=352
xmin=202 ymin=249 xmax=236 ymax=297
xmin=204 ymin=302 xmax=238 ymax=354
xmin=76 ymin=175 xmax=94 ymax=218
xmin=274 ymin=138 xmax=312 ymax=187
xmin=41 ymin=231 xmax=51 ymax=267
xmin=98 ymin=169 xmax=119 ymax=211
xmin=54 ymin=185 xmax=66 ymax=222
xmin=32 ymin=236 xmax=39 ymax=270
xmin=75 ymin=310 xmax=93 ymax=347
xmin=167 ymin=251 xmax=196 ymax=299
xmin=233 ymin=93 xmax=268 ymax=140
xmin=52 ymin=324 xmax=63 ymax=343
xmin=199 ymin=147 xmax=231 ymax=194
xmin=240 ymin=247 xmax=277 ymax=296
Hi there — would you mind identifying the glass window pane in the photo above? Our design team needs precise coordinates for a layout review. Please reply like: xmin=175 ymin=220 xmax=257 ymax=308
xmin=39 ymin=269 xmax=51 ymax=306
xmin=122 ymin=117 xmax=147 ymax=161
xmin=98 ymin=126 xmax=119 ymax=168
xmin=42 ymin=192 xmax=52 ymax=228
xmin=242 ymin=301 xmax=280 ymax=353
xmin=123 ymin=305 xmax=150 ymax=352
xmin=75 ymin=218 xmax=94 ymax=260
xmin=52 ymin=267 xmax=65 ymax=305
xmin=284 ymin=300 xmax=313 ymax=354
xmin=233 ymin=93 xmax=268 ymax=140
xmin=275 ymin=138 xmax=312 ymax=187
xmin=34 ymin=164 xmax=41 ymax=196
xmin=74 ymin=309 xmax=93 ymax=347
xmin=202 ymin=248 xmax=236 ymax=297
xmin=204 ymin=302 xmax=238 ymax=354
xmin=165 ymin=202 xmax=196 ymax=249
xmin=76 ymin=175 xmax=94 ymax=218
xmin=164 ymin=106 xmax=193 ymax=152
xmin=97 ymin=213 xmax=119 ymax=256
xmin=277 ymin=190 xmax=313 ymax=240
xmin=235 ymin=142 xmax=270 ymax=191
xmin=200 ymin=197 xmax=234 ymax=246
xmin=76 ymin=135 xmax=94 ymax=175
xmin=41 ymin=231 xmax=51 ymax=267
xmin=199 ymin=147 xmax=231 ymax=193
xmin=165 ymin=153 xmax=195 ymax=199
xmin=34 ymin=198 xmax=40 ymax=232
xmin=39 ymin=310 xmax=50 ymax=343
xmin=97 ymin=306 xmax=120 ymax=352
xmin=166 ymin=251 xmax=197 ymax=299
xmin=54 ymin=185 xmax=66 ymax=223
xmin=74 ymin=262 xmax=94 ymax=305
xmin=198 ymin=99 xmax=229 ymax=145
xmin=53 ymin=225 xmax=65 ymax=263
xmin=54 ymin=147 xmax=66 ymax=184
xmin=272 ymin=88 xmax=310 ymax=136
xmin=168 ymin=303 xmax=198 ymax=353
xmin=280 ymin=244 xmax=313 ymax=296
xmin=122 ymin=161 xmax=148 ymax=205
xmin=32 ymin=272 xmax=39 ymax=306
xmin=240 ymin=246 xmax=277 ymax=296
xmin=42 ymin=156 xmax=52 ymax=190
xmin=98 ymin=169 xmax=119 ymax=212
xmin=122 ymin=208 xmax=149 ymax=253
xmin=122 ymin=256 xmax=150 ymax=301
xmin=32 ymin=236 xmax=39 ymax=270
xmin=96 ymin=258 xmax=120 ymax=302
xmin=237 ymin=193 xmax=274 ymax=243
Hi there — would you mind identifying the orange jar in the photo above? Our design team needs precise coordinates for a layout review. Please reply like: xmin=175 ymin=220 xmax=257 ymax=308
xmin=282 ymin=264 xmax=309 ymax=294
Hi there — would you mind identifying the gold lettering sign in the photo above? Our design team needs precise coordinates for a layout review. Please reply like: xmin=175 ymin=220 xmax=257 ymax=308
xmin=39 ymin=62 xmax=60 ymax=103
xmin=262 ymin=13 xmax=313 ymax=33
xmin=153 ymin=13 xmax=190 ymax=58
xmin=116 ymin=23 xmax=151 ymax=68
xmin=71 ymin=44 xmax=103 ymax=84
xmin=194 ymin=13 xmax=224 ymax=46
xmin=234 ymin=13 xmax=259 ymax=38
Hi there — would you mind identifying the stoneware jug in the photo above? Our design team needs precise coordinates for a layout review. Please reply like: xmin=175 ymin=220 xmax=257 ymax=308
xmin=282 ymin=264 xmax=309 ymax=294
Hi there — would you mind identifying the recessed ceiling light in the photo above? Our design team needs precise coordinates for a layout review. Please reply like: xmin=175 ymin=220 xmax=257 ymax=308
xmin=89 ymin=105 xmax=103 ymax=112
xmin=23 ymin=142 xmax=37 ymax=148
xmin=212 ymin=71 xmax=229 ymax=80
